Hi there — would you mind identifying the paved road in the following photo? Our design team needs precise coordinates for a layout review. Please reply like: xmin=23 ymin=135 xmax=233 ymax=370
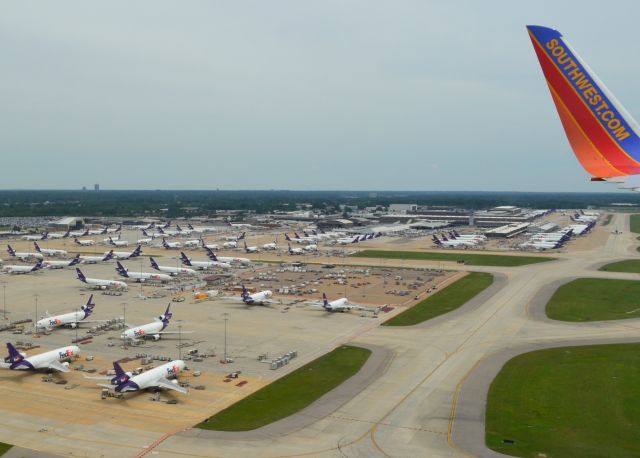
xmin=151 ymin=213 xmax=640 ymax=457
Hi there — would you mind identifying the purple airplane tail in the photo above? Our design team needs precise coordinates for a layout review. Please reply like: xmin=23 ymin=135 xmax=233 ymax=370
xmin=6 ymin=343 xmax=23 ymax=363
xmin=180 ymin=252 xmax=192 ymax=266
xmin=76 ymin=268 xmax=87 ymax=282
xmin=150 ymin=257 xmax=159 ymax=270
xmin=6 ymin=245 xmax=15 ymax=256
xmin=34 ymin=242 xmax=42 ymax=252
xmin=69 ymin=255 xmax=81 ymax=266
xmin=322 ymin=293 xmax=330 ymax=307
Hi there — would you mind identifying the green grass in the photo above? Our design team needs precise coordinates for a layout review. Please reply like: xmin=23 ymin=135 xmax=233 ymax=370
xmin=0 ymin=443 xmax=11 ymax=456
xmin=546 ymin=278 xmax=640 ymax=321
xmin=600 ymin=260 xmax=640 ymax=273
xmin=601 ymin=214 xmax=613 ymax=226
xmin=486 ymin=343 xmax=640 ymax=458
xmin=351 ymin=250 xmax=555 ymax=267
xmin=630 ymin=214 xmax=640 ymax=233
xmin=197 ymin=345 xmax=371 ymax=431
xmin=383 ymin=272 xmax=493 ymax=326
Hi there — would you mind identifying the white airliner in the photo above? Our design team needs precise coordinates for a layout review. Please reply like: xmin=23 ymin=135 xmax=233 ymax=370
xmin=48 ymin=230 xmax=70 ymax=239
xmin=2 ymin=343 xmax=79 ymax=372
xmin=149 ymin=257 xmax=196 ymax=276
xmin=183 ymin=239 xmax=200 ymax=248
xmin=288 ymin=243 xmax=304 ymax=255
xmin=221 ymin=285 xmax=276 ymax=305
xmin=132 ymin=223 xmax=154 ymax=230
xmin=6 ymin=245 xmax=44 ymax=261
xmin=87 ymin=227 xmax=108 ymax=236
xmin=80 ymin=250 xmax=114 ymax=264
xmin=262 ymin=240 xmax=277 ymax=250
xmin=187 ymin=223 xmax=218 ymax=233
xmin=34 ymin=242 xmax=67 ymax=257
xmin=284 ymin=233 xmax=315 ymax=244
xmin=121 ymin=304 xmax=189 ymax=342
xmin=109 ymin=245 xmax=142 ymax=260
xmin=43 ymin=254 xmax=82 ymax=269
xmin=200 ymin=239 xmax=219 ymax=250
xmin=74 ymin=237 xmax=95 ymax=246
xmin=109 ymin=237 xmax=129 ymax=247
xmin=336 ymin=236 xmax=360 ymax=245
xmin=243 ymin=242 xmax=259 ymax=253
xmin=2 ymin=261 xmax=43 ymax=274
xmin=175 ymin=225 xmax=194 ymax=236
xmin=307 ymin=293 xmax=370 ymax=312
xmin=115 ymin=261 xmax=172 ymax=283
xmin=180 ymin=252 xmax=230 ymax=270
xmin=162 ymin=238 xmax=182 ymax=249
xmin=69 ymin=229 xmax=89 ymax=237
xmin=105 ymin=224 xmax=122 ymax=234
xmin=136 ymin=237 xmax=153 ymax=245
xmin=36 ymin=295 xmax=98 ymax=331
xmin=204 ymin=247 xmax=251 ymax=265
xmin=89 ymin=360 xmax=186 ymax=394
xmin=303 ymin=244 xmax=318 ymax=252
xmin=76 ymin=268 xmax=128 ymax=290
xmin=158 ymin=227 xmax=180 ymax=237
xmin=22 ymin=233 xmax=47 ymax=241
xmin=222 ymin=241 xmax=237 ymax=249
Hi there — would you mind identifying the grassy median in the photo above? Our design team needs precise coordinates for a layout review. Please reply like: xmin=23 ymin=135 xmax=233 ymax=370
xmin=0 ymin=443 xmax=12 ymax=456
xmin=601 ymin=214 xmax=613 ymax=226
xmin=631 ymin=214 xmax=640 ymax=233
xmin=486 ymin=343 xmax=640 ymax=458
xmin=351 ymin=250 xmax=554 ymax=267
xmin=383 ymin=272 xmax=493 ymax=326
xmin=599 ymin=260 xmax=640 ymax=273
xmin=197 ymin=345 xmax=371 ymax=431
xmin=546 ymin=278 xmax=640 ymax=321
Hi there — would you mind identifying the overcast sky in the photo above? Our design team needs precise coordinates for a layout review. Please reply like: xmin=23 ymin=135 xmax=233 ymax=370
xmin=2 ymin=1 xmax=638 ymax=191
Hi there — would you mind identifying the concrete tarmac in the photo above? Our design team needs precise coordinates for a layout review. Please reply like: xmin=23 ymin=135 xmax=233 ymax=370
xmin=2 ymin=213 xmax=638 ymax=457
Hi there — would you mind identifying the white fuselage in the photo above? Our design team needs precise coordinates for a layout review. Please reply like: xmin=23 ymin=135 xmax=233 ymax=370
xmin=324 ymin=298 xmax=353 ymax=311
xmin=75 ymin=239 xmax=95 ymax=246
xmin=80 ymin=276 xmax=128 ymax=290
xmin=136 ymin=238 xmax=153 ymax=245
xmin=1 ymin=346 xmax=80 ymax=371
xmin=22 ymin=235 xmax=45 ymax=241
xmin=216 ymin=255 xmax=250 ymax=264
xmin=80 ymin=255 xmax=110 ymax=264
xmin=262 ymin=243 xmax=277 ymax=250
xmin=153 ymin=265 xmax=197 ymax=276
xmin=37 ymin=248 xmax=67 ymax=257
xmin=37 ymin=311 xmax=87 ymax=330
xmin=244 ymin=290 xmax=273 ymax=304
xmin=183 ymin=240 xmax=199 ymax=248
xmin=10 ymin=251 xmax=44 ymax=261
xmin=2 ymin=264 xmax=40 ymax=274
xmin=189 ymin=260 xmax=230 ymax=270
xmin=164 ymin=241 xmax=182 ymax=249
xmin=120 ymin=271 xmax=172 ymax=283
xmin=222 ymin=241 xmax=237 ymax=248
xmin=43 ymin=259 xmax=76 ymax=269
xmin=109 ymin=251 xmax=137 ymax=260
xmin=119 ymin=360 xmax=185 ymax=392
xmin=110 ymin=240 xmax=129 ymax=247
xmin=122 ymin=321 xmax=165 ymax=341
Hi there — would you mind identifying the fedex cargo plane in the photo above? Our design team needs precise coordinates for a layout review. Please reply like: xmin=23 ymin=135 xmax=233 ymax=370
xmin=527 ymin=25 xmax=640 ymax=188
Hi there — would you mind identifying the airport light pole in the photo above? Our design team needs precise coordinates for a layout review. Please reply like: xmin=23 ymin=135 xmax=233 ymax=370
xmin=223 ymin=312 xmax=229 ymax=363
xmin=1 ymin=281 xmax=6 ymax=320
xmin=177 ymin=320 xmax=183 ymax=360
xmin=121 ymin=302 xmax=127 ymax=328
xmin=33 ymin=294 xmax=39 ymax=335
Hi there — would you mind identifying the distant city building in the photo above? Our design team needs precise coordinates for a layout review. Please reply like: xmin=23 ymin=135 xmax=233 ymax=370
xmin=389 ymin=204 xmax=417 ymax=214
xmin=94 ymin=183 xmax=100 ymax=191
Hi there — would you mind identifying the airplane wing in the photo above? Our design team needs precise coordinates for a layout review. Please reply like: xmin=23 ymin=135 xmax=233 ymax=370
xmin=218 ymin=296 xmax=244 ymax=302
xmin=158 ymin=330 xmax=194 ymax=335
xmin=84 ymin=375 xmax=112 ymax=380
xmin=305 ymin=301 xmax=325 ymax=307
xmin=155 ymin=377 xmax=188 ymax=394
xmin=48 ymin=360 xmax=70 ymax=372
